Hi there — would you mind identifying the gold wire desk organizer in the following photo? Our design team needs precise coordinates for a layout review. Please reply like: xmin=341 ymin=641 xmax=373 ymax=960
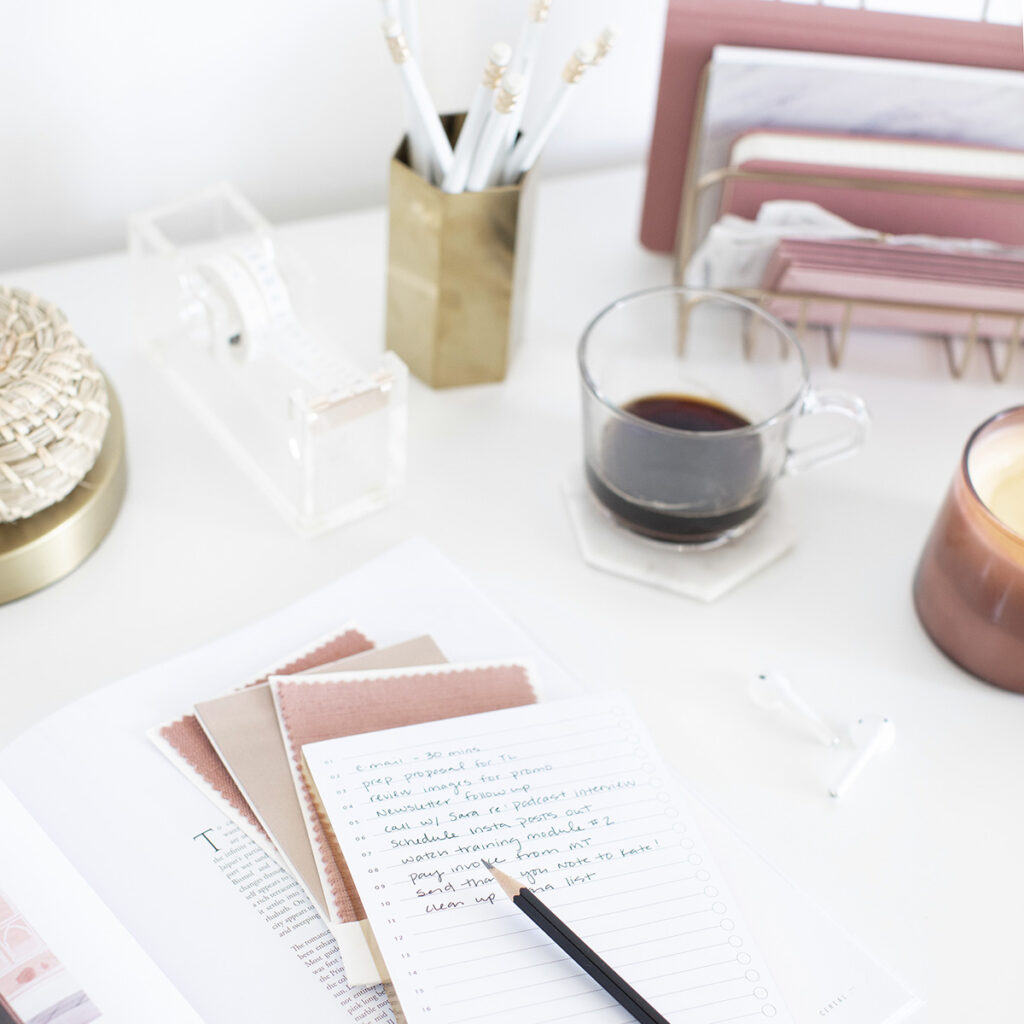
xmin=674 ymin=62 xmax=1024 ymax=382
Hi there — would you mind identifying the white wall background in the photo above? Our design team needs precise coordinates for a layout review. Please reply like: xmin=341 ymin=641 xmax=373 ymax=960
xmin=0 ymin=0 xmax=669 ymax=271
xmin=1 ymin=0 xmax=1017 ymax=272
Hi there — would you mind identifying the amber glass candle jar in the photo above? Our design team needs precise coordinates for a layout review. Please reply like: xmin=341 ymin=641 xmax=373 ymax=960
xmin=914 ymin=407 xmax=1024 ymax=693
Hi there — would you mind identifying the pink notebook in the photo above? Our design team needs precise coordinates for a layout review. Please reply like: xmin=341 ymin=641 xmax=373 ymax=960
xmin=722 ymin=131 xmax=1024 ymax=245
xmin=763 ymin=238 xmax=1024 ymax=288
xmin=641 ymin=0 xmax=1024 ymax=253
xmin=762 ymin=238 xmax=1024 ymax=337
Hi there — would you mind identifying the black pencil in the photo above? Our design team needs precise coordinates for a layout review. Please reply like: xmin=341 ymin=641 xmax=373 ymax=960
xmin=483 ymin=861 xmax=672 ymax=1024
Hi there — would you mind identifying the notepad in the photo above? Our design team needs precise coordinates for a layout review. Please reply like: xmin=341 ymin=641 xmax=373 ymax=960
xmin=304 ymin=694 xmax=794 ymax=1024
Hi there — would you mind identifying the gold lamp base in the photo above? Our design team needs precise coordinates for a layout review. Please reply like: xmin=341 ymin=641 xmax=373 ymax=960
xmin=0 ymin=386 xmax=126 ymax=604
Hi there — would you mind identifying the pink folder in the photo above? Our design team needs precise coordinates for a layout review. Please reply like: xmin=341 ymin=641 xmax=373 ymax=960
xmin=641 ymin=0 xmax=1024 ymax=253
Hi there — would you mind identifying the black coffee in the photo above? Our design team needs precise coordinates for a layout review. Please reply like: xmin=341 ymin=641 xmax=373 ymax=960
xmin=586 ymin=393 xmax=767 ymax=542
xmin=624 ymin=394 xmax=751 ymax=432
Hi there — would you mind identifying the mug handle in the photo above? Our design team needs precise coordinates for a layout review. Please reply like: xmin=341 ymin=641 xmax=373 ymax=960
xmin=784 ymin=387 xmax=870 ymax=475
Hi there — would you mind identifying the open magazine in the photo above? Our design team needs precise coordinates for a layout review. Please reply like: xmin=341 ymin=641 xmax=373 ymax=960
xmin=0 ymin=540 xmax=920 ymax=1024
xmin=0 ymin=784 xmax=202 ymax=1024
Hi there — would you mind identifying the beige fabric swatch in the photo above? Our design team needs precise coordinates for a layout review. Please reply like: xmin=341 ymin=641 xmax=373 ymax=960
xmin=195 ymin=636 xmax=447 ymax=915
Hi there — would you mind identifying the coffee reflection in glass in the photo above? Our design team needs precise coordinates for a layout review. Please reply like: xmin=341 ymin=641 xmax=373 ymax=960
xmin=578 ymin=286 xmax=869 ymax=547
xmin=914 ymin=406 xmax=1024 ymax=693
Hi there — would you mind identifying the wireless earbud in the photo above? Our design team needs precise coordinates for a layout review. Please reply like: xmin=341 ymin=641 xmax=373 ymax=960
xmin=748 ymin=670 xmax=840 ymax=747
xmin=829 ymin=715 xmax=896 ymax=799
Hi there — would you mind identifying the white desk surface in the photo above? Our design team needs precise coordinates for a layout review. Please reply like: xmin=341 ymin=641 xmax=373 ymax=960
xmin=3 ymin=165 xmax=1023 ymax=1023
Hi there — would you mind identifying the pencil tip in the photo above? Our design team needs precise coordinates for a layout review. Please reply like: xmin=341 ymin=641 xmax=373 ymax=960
xmin=481 ymin=859 xmax=493 ymax=869
xmin=487 ymin=862 xmax=524 ymax=901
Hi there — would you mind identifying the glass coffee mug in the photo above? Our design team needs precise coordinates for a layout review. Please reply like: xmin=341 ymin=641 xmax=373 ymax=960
xmin=579 ymin=286 xmax=870 ymax=546
xmin=914 ymin=407 xmax=1024 ymax=693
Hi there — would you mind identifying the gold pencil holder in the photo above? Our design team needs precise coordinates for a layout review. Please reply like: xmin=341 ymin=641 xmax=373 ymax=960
xmin=386 ymin=117 xmax=533 ymax=389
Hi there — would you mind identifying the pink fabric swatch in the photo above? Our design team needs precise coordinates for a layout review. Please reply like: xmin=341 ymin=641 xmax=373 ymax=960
xmin=158 ymin=715 xmax=268 ymax=836
xmin=247 ymin=629 xmax=374 ymax=688
xmin=157 ymin=628 xmax=374 ymax=838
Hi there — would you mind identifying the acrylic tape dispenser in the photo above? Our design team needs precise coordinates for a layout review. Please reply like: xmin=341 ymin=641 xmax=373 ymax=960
xmin=129 ymin=185 xmax=407 ymax=536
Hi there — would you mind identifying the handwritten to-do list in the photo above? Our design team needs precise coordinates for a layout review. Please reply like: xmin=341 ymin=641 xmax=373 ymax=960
xmin=304 ymin=695 xmax=791 ymax=1024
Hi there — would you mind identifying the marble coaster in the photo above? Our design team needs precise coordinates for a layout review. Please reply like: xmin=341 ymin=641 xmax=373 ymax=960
xmin=562 ymin=476 xmax=797 ymax=602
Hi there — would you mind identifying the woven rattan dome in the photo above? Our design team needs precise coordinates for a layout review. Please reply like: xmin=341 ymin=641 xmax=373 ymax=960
xmin=0 ymin=287 xmax=110 ymax=522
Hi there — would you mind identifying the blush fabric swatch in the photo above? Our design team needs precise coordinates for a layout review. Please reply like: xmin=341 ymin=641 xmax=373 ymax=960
xmin=155 ymin=715 xmax=271 ymax=841
xmin=151 ymin=626 xmax=374 ymax=855
xmin=272 ymin=663 xmax=537 ymax=930
xmin=246 ymin=628 xmax=375 ymax=688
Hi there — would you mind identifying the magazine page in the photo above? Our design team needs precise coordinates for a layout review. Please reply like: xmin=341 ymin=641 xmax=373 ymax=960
xmin=0 ymin=783 xmax=203 ymax=1024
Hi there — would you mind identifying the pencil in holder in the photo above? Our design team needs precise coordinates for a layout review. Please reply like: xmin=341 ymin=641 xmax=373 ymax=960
xmin=386 ymin=115 xmax=533 ymax=389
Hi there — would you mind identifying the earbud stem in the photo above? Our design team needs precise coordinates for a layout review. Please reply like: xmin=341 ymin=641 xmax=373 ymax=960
xmin=829 ymin=720 xmax=893 ymax=798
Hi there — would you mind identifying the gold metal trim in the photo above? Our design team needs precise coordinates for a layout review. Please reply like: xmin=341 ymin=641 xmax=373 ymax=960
xmin=0 ymin=384 xmax=126 ymax=604
xmin=945 ymin=316 xmax=980 ymax=379
xmin=693 ymin=165 xmax=1024 ymax=206
xmin=674 ymin=61 xmax=712 ymax=286
xmin=985 ymin=317 xmax=1023 ymax=382
xmin=727 ymin=288 xmax=1024 ymax=380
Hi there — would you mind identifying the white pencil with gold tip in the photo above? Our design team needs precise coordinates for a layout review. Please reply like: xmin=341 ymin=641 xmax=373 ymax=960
xmin=503 ymin=41 xmax=597 ymax=184
xmin=443 ymin=42 xmax=512 ymax=194
xmin=381 ymin=17 xmax=454 ymax=180
xmin=502 ymin=0 xmax=554 ymax=151
xmin=467 ymin=72 xmax=526 ymax=192
xmin=591 ymin=24 xmax=620 ymax=65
